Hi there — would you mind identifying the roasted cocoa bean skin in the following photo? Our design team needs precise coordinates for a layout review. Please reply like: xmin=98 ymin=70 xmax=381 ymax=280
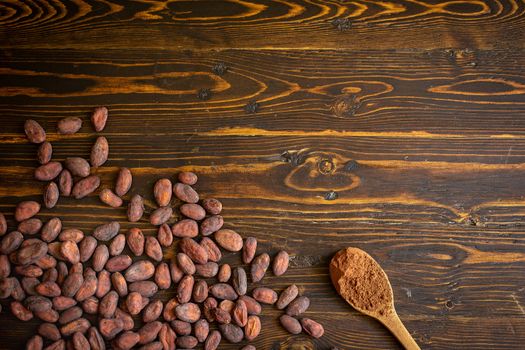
xmin=145 ymin=236 xmax=163 ymax=262
xmin=175 ymin=302 xmax=201 ymax=323
xmin=280 ymin=314 xmax=301 ymax=334
xmin=200 ymin=215 xmax=224 ymax=236
xmin=163 ymin=298 xmax=179 ymax=322
xmin=58 ymin=229 xmax=84 ymax=243
xmin=169 ymin=260 xmax=184 ymax=283
xmin=129 ymin=281 xmax=158 ymax=297
xmin=171 ymin=219 xmax=198 ymax=238
xmin=111 ymin=272 xmax=128 ymax=297
xmin=11 ymin=300 xmax=34 ymax=321
xmin=82 ymin=296 xmax=99 ymax=314
xmin=25 ymin=119 xmax=46 ymax=144
xmin=217 ymin=264 xmax=231 ymax=282
xmin=18 ymin=241 xmax=48 ymax=265
xmin=300 ymin=318 xmax=324 ymax=338
xmin=251 ymin=253 xmax=270 ymax=283
xmin=39 ymin=322 xmax=61 ymax=341
xmin=99 ymin=290 xmax=119 ymax=318
xmin=155 ymin=262 xmax=171 ymax=290
xmin=143 ymin=300 xmax=163 ymax=323
xmin=158 ymin=323 xmax=176 ymax=350
xmin=204 ymin=330 xmax=221 ymax=350
xmin=242 ymin=237 xmax=257 ymax=264
xmin=233 ymin=299 xmax=248 ymax=327
xmin=91 ymin=106 xmax=108 ymax=132
xmin=244 ymin=315 xmax=261 ymax=341
xmin=99 ymin=189 xmax=123 ymax=208
xmin=126 ymin=227 xmax=145 ymax=256
xmin=202 ymin=198 xmax=222 ymax=215
xmin=219 ymin=300 xmax=235 ymax=314
xmin=64 ymin=157 xmax=91 ymax=178
xmin=126 ymin=291 xmax=144 ymax=315
xmin=209 ymin=283 xmax=238 ymax=301
xmin=171 ymin=320 xmax=191 ymax=335
xmin=43 ymin=182 xmax=60 ymax=209
xmin=273 ymin=250 xmax=290 ymax=276
xmin=176 ymin=335 xmax=198 ymax=349
xmin=115 ymin=167 xmax=132 ymax=197
xmin=115 ymin=331 xmax=140 ymax=350
xmin=214 ymin=308 xmax=232 ymax=325
xmin=79 ymin=236 xmax=98 ymax=263
xmin=195 ymin=319 xmax=210 ymax=343
xmin=178 ymin=172 xmax=198 ymax=185
xmin=60 ymin=240 xmax=80 ymax=265
xmin=93 ymin=221 xmax=120 ymax=241
xmin=192 ymin=279 xmax=208 ymax=303
xmin=73 ymin=332 xmax=90 ymax=350
xmin=179 ymin=237 xmax=208 ymax=264
xmin=1 ymin=231 xmax=24 ymax=254
xmin=34 ymin=307 xmax=59 ymax=323
xmin=177 ymin=275 xmax=194 ymax=303
xmin=18 ymin=218 xmax=43 ymax=235
xmin=172 ymin=183 xmax=199 ymax=203
xmin=276 ymin=284 xmax=299 ymax=310
xmin=176 ymin=253 xmax=195 ymax=275
xmin=90 ymin=136 xmax=109 ymax=167
xmin=232 ymin=267 xmax=248 ymax=296
xmin=149 ymin=206 xmax=172 ymax=226
xmin=252 ymin=287 xmax=277 ymax=304
xmin=58 ymin=169 xmax=73 ymax=197
xmin=203 ymin=297 xmax=218 ymax=322
xmin=25 ymin=295 xmax=52 ymax=313
xmin=196 ymin=262 xmax=218 ymax=278
xmin=60 ymin=318 xmax=91 ymax=336
xmin=105 ymin=255 xmax=132 ymax=272
xmin=87 ymin=327 xmax=105 ymax=350
xmin=72 ymin=175 xmax=100 ymax=199
xmin=35 ymin=162 xmax=62 ymax=182
xmin=214 ymin=229 xmax=243 ymax=252
xmin=15 ymin=201 xmax=41 ymax=222
xmin=157 ymin=224 xmax=173 ymax=247
xmin=21 ymin=277 xmax=40 ymax=295
xmin=36 ymin=255 xmax=57 ymax=270
xmin=115 ymin=308 xmax=134 ymax=331
xmin=127 ymin=195 xmax=144 ymax=222
xmin=52 ymin=296 xmax=77 ymax=311
xmin=154 ymin=178 xmax=172 ymax=207
xmin=75 ymin=271 xmax=97 ymax=301
xmin=138 ymin=321 xmax=162 ymax=344
xmin=109 ymin=234 xmax=126 ymax=256
xmin=58 ymin=306 xmax=83 ymax=325
xmin=125 ymin=260 xmax=155 ymax=282
xmin=58 ymin=116 xmax=82 ymax=134
xmin=219 ymin=324 xmax=243 ymax=343
xmin=92 ymin=245 xmax=109 ymax=272
xmin=98 ymin=318 xmax=124 ymax=339
xmin=37 ymin=141 xmax=53 ymax=165
xmin=36 ymin=281 xmax=61 ymax=297
xmin=286 ymin=296 xmax=310 ymax=316
xmin=180 ymin=203 xmax=206 ymax=220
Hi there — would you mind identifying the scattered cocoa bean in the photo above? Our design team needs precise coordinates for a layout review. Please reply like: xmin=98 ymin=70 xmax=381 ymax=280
xmin=219 ymin=300 xmax=235 ymax=314
xmin=155 ymin=262 xmax=171 ymax=290
xmin=200 ymin=215 xmax=223 ymax=236
xmin=177 ymin=335 xmax=198 ymax=349
xmin=39 ymin=322 xmax=61 ymax=340
xmin=286 ymin=296 xmax=310 ymax=316
xmin=105 ymin=255 xmax=132 ymax=272
xmin=158 ymin=323 xmax=176 ymax=350
xmin=178 ymin=172 xmax=197 ymax=185
xmin=52 ymin=296 xmax=76 ymax=311
xmin=82 ymin=296 xmax=99 ymax=314
xmin=64 ymin=157 xmax=90 ymax=178
xmin=15 ymin=201 xmax=41 ymax=222
xmin=154 ymin=178 xmax=172 ymax=207
xmin=171 ymin=319 xmax=191 ymax=335
xmin=128 ymin=281 xmax=158 ymax=297
xmin=149 ymin=206 xmax=172 ymax=226
xmin=244 ymin=315 xmax=261 ymax=341
xmin=11 ymin=300 xmax=34 ymax=321
xmin=219 ymin=323 xmax=243 ymax=343
xmin=173 ymin=183 xmax=199 ymax=203
xmin=163 ymin=298 xmax=179 ymax=322
xmin=18 ymin=240 xmax=48 ymax=265
xmin=209 ymin=283 xmax=238 ymax=301
xmin=177 ymin=275 xmax=194 ymax=303
xmin=277 ymin=284 xmax=299 ymax=310
xmin=115 ymin=167 xmax=132 ymax=197
xmin=26 ymin=335 xmax=44 ymax=350
xmin=169 ymin=259 xmax=184 ymax=283
xmin=37 ymin=141 xmax=52 ymax=165
xmin=99 ymin=188 xmax=122 ymax=208
xmin=95 ymin=270 xmax=111 ymax=298
xmin=273 ymin=250 xmax=289 ymax=276
xmin=176 ymin=253 xmax=195 ymax=275
xmin=251 ymin=253 xmax=270 ymax=283
xmin=36 ymin=281 xmax=61 ymax=297
xmin=1 ymin=231 xmax=24 ymax=254
xmin=195 ymin=318 xmax=209 ymax=342
xmin=233 ymin=299 xmax=248 ymax=327
xmin=204 ymin=330 xmax=221 ymax=350
xmin=171 ymin=219 xmax=198 ymax=238
xmin=58 ymin=169 xmax=73 ymax=196
xmin=214 ymin=229 xmax=243 ymax=252
xmin=196 ymin=261 xmax=218 ymax=278
xmin=44 ymin=182 xmax=59 ymax=209
xmin=57 ymin=117 xmax=82 ymax=134
xmin=75 ymin=270 xmax=97 ymax=301
xmin=72 ymin=175 xmax=100 ymax=199
xmin=280 ymin=314 xmax=302 ymax=334
xmin=127 ymin=195 xmax=144 ymax=222
xmin=126 ymin=227 xmax=144 ymax=256
xmin=60 ymin=240 xmax=80 ymax=264
xmin=252 ymin=287 xmax=277 ymax=304
xmin=179 ymin=237 xmax=208 ymax=264
xmin=157 ymin=223 xmax=173 ymax=247
xmin=125 ymin=260 xmax=155 ymax=282
xmin=87 ymin=327 xmax=105 ymax=350
xmin=60 ymin=318 xmax=90 ymax=336
xmin=143 ymin=300 xmax=163 ymax=323
xmin=72 ymin=332 xmax=90 ymax=350
xmin=115 ymin=308 xmax=134 ymax=331
xmin=138 ymin=321 xmax=162 ymax=344
xmin=175 ymin=302 xmax=201 ymax=323
xmin=35 ymin=308 xmax=59 ymax=323
xmin=192 ymin=279 xmax=208 ymax=303
xmin=99 ymin=318 xmax=124 ymax=339
xmin=300 ymin=318 xmax=324 ymax=338
xmin=58 ymin=229 xmax=84 ymax=243
xmin=91 ymin=106 xmax=108 ymax=132
xmin=18 ymin=218 xmax=43 ymax=235
xmin=232 ymin=266 xmax=247 ymax=296
xmin=145 ymin=236 xmax=163 ymax=262
xmin=25 ymin=119 xmax=46 ymax=144
xmin=126 ymin=291 xmax=144 ymax=315
xmin=111 ymin=272 xmax=128 ymax=297
xmin=22 ymin=277 xmax=41 ymax=295
xmin=58 ymin=306 xmax=82 ymax=325
xmin=217 ymin=264 xmax=231 ymax=283
xmin=35 ymin=162 xmax=62 ymax=182
xmin=92 ymin=245 xmax=109 ymax=272
xmin=93 ymin=221 xmax=120 ymax=241
xmin=203 ymin=297 xmax=218 ymax=322
xmin=91 ymin=136 xmax=109 ymax=167
xmin=180 ymin=203 xmax=206 ymax=220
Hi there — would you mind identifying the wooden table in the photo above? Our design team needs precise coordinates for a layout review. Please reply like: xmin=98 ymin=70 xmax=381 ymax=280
xmin=1 ymin=1 xmax=525 ymax=349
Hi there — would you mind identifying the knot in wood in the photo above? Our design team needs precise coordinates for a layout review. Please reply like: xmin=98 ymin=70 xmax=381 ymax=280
xmin=318 ymin=158 xmax=335 ymax=175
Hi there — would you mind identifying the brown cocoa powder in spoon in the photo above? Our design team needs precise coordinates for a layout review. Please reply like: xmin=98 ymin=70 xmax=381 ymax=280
xmin=330 ymin=247 xmax=393 ymax=316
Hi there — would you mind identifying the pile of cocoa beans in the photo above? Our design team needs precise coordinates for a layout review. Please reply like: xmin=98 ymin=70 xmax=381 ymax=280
xmin=0 ymin=108 xmax=324 ymax=350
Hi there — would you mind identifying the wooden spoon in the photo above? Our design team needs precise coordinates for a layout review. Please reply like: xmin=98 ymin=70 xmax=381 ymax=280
xmin=330 ymin=247 xmax=420 ymax=350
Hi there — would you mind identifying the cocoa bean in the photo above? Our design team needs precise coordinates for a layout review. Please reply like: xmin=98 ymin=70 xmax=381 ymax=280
xmin=26 ymin=335 xmax=44 ymax=350
xmin=175 ymin=302 xmax=201 ymax=323
xmin=192 ymin=279 xmax=208 ymax=303
xmin=154 ymin=178 xmax=172 ymax=207
xmin=219 ymin=324 xmax=243 ymax=343
xmin=93 ymin=221 xmax=120 ymax=241
xmin=163 ymin=298 xmax=179 ymax=322
xmin=155 ymin=262 xmax=171 ymax=290
xmin=125 ymin=260 xmax=155 ymax=282
xmin=64 ymin=157 xmax=90 ymax=177
xmin=36 ymin=281 xmax=61 ymax=297
xmin=149 ymin=206 xmax=172 ymax=226
xmin=177 ymin=275 xmax=194 ymax=303
xmin=214 ymin=229 xmax=243 ymax=252
xmin=176 ymin=336 xmax=197 ymax=349
xmin=44 ymin=339 xmax=65 ymax=350
xmin=56 ymin=261 xmax=68 ymax=285
xmin=129 ymin=281 xmax=158 ymax=297
xmin=22 ymin=277 xmax=40 ymax=295
xmin=252 ymin=287 xmax=277 ymax=304
xmin=10 ymin=277 xmax=25 ymax=301
xmin=244 ymin=315 xmax=261 ymax=341
xmin=0 ymin=254 xmax=10 ymax=278
xmin=25 ymin=119 xmax=46 ymax=143
xmin=35 ymin=308 xmax=59 ymax=323
xmin=37 ymin=141 xmax=53 ymax=165
xmin=126 ymin=292 xmax=143 ymax=315
xmin=18 ymin=218 xmax=43 ymax=235
xmin=138 ymin=342 xmax=162 ymax=350
xmin=1 ymin=231 xmax=24 ymax=254
xmin=171 ymin=220 xmax=198 ymax=240
xmin=169 ymin=259 xmax=184 ymax=283
xmin=110 ymin=234 xmax=126 ymax=256
xmin=70 ymin=263 xmax=83 ymax=275
xmin=111 ymin=272 xmax=128 ymax=297
xmin=115 ymin=308 xmax=134 ymax=331
xmin=138 ymin=321 xmax=162 ymax=344
xmin=195 ymin=319 xmax=209 ymax=343
xmin=99 ymin=290 xmax=118 ymax=318
xmin=0 ymin=213 xmax=6 ymax=236
xmin=92 ymin=245 xmax=109 ymax=272
xmin=201 ymin=198 xmax=221 ymax=214
xmin=105 ymin=254 xmax=132 ymax=272
xmin=209 ymin=283 xmax=238 ymax=301
xmin=217 ymin=263 xmax=231 ymax=282
xmin=60 ymin=240 xmax=80 ymax=264
xmin=196 ymin=262 xmax=218 ymax=278
xmin=58 ymin=306 xmax=83 ymax=325
xmin=179 ymin=237 xmax=208 ymax=264
xmin=47 ymin=242 xmax=65 ymax=261
xmin=44 ymin=182 xmax=59 ymax=209
xmin=286 ymin=296 xmax=310 ymax=316
xmin=79 ymin=236 xmax=97 ymax=262
xmin=143 ymin=300 xmax=163 ymax=323
xmin=300 ymin=318 xmax=324 ymax=338
xmin=204 ymin=330 xmax=221 ymax=350
xmin=91 ymin=106 xmax=108 ymax=132
xmin=203 ymin=297 xmax=217 ymax=322
xmin=273 ymin=250 xmax=289 ymax=276
xmin=58 ymin=169 xmax=73 ymax=196
xmin=158 ymin=323 xmax=176 ymax=350
xmin=72 ymin=332 xmax=90 ymax=350
xmin=280 ymin=314 xmax=301 ymax=334
xmin=172 ymin=183 xmax=199 ymax=203
xmin=60 ymin=318 xmax=91 ymax=336
xmin=58 ymin=229 xmax=84 ymax=243
xmin=39 ymin=322 xmax=61 ymax=340
xmin=115 ymin=167 xmax=132 ymax=197
xmin=82 ymin=296 xmax=99 ymax=314
xmin=75 ymin=271 xmax=97 ymax=301
xmin=99 ymin=189 xmax=122 ymax=208
xmin=157 ymin=224 xmax=173 ymax=247
xmin=42 ymin=217 xmax=62 ymax=243
xmin=200 ymin=215 xmax=223 ymax=236
xmin=36 ymin=254 xmax=57 ymax=269
xmin=180 ymin=203 xmax=205 ymax=220
xmin=35 ymin=162 xmax=63 ymax=181
xmin=171 ymin=320 xmax=191 ymax=335
xmin=232 ymin=267 xmax=247 ymax=296
xmin=219 ymin=300 xmax=235 ymax=314
xmin=99 ymin=318 xmax=123 ymax=339
xmin=176 ymin=253 xmax=195 ymax=275
xmin=87 ymin=327 xmax=105 ymax=350
xmin=52 ymin=296 xmax=76 ymax=311
xmin=18 ymin=240 xmax=48 ymax=265
xmin=15 ymin=201 xmax=41 ymax=222
xmin=11 ymin=300 xmax=34 ymax=321
xmin=233 ymin=299 xmax=248 ymax=327
xmin=90 ymin=136 xmax=109 ymax=167
xmin=178 ymin=171 xmax=197 ymax=185
xmin=58 ymin=117 xmax=82 ymax=134
xmin=276 ymin=284 xmax=298 ymax=310
xmin=72 ymin=175 xmax=100 ymax=199
xmin=250 ymin=253 xmax=270 ymax=283
xmin=127 ymin=195 xmax=144 ymax=222
xmin=145 ymin=236 xmax=163 ymax=262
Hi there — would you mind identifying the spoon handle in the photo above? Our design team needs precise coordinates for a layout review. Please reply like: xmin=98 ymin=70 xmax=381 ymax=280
xmin=380 ymin=312 xmax=420 ymax=350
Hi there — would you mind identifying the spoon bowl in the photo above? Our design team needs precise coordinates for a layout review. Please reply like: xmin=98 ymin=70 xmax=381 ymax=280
xmin=330 ymin=247 xmax=420 ymax=350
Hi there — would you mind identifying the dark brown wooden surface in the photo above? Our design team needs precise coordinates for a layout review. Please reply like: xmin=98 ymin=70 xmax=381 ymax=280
xmin=1 ymin=1 xmax=525 ymax=349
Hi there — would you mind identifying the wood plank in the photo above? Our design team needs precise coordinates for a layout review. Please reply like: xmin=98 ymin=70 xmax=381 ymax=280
xmin=1 ymin=0 xmax=524 ymax=50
